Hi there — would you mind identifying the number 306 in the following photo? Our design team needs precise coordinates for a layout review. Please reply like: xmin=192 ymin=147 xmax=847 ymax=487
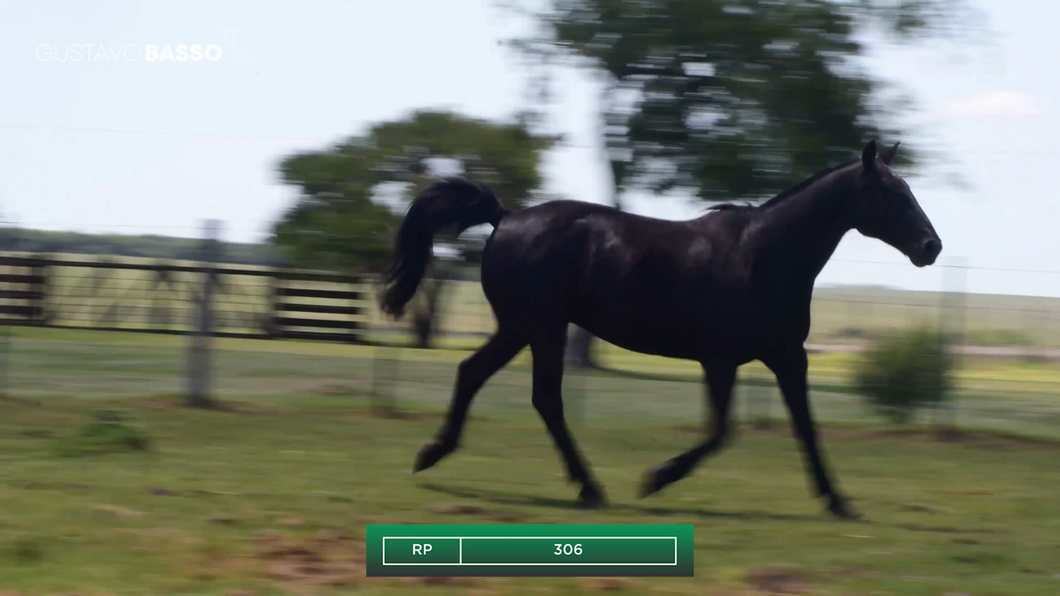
xmin=554 ymin=543 xmax=582 ymax=555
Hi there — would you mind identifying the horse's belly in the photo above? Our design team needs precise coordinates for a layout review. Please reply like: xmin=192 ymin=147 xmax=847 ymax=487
xmin=573 ymin=305 xmax=705 ymax=361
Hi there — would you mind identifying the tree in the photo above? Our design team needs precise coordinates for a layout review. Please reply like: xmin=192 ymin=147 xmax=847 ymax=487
xmin=272 ymin=110 xmax=558 ymax=348
xmin=506 ymin=0 xmax=976 ymax=368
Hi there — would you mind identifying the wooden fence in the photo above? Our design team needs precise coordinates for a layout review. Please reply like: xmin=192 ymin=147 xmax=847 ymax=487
xmin=0 ymin=255 xmax=367 ymax=343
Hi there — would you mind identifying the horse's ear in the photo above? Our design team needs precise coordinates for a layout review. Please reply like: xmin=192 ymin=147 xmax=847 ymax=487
xmin=862 ymin=140 xmax=878 ymax=171
xmin=881 ymin=141 xmax=900 ymax=165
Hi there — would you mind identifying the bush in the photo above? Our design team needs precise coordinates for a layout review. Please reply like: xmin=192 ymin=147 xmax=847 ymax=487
xmin=853 ymin=327 xmax=954 ymax=425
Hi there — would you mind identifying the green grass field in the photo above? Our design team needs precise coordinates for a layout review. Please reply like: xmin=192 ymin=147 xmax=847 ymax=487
xmin=1 ymin=327 xmax=1059 ymax=595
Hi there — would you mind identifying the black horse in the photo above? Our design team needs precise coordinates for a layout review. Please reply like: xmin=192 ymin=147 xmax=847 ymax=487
xmin=380 ymin=140 xmax=941 ymax=519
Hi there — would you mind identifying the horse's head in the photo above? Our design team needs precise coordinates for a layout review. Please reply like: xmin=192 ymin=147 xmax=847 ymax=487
xmin=852 ymin=140 xmax=942 ymax=268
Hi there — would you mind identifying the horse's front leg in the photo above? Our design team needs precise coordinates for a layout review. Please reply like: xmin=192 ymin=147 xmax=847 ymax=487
xmin=763 ymin=346 xmax=860 ymax=520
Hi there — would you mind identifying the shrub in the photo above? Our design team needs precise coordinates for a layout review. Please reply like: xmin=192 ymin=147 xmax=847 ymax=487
xmin=853 ymin=327 xmax=954 ymax=425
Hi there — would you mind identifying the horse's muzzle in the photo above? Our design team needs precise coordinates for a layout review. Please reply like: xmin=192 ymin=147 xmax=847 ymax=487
xmin=911 ymin=237 xmax=942 ymax=267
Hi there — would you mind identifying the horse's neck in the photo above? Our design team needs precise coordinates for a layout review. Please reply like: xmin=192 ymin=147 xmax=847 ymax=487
xmin=754 ymin=169 xmax=856 ymax=285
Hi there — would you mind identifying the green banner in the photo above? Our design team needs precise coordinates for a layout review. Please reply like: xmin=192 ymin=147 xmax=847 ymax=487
xmin=366 ymin=524 xmax=694 ymax=577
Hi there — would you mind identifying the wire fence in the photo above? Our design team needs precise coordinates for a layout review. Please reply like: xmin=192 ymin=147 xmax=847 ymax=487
xmin=0 ymin=222 xmax=1058 ymax=443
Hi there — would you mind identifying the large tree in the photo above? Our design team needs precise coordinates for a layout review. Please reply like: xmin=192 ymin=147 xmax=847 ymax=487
xmin=272 ymin=110 xmax=557 ymax=347
xmin=507 ymin=0 xmax=976 ymax=367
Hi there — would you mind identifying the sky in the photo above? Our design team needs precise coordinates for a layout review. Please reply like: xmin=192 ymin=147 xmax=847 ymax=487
xmin=0 ymin=0 xmax=1057 ymax=298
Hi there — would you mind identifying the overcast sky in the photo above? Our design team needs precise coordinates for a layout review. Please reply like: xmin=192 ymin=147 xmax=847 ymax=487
xmin=0 ymin=0 xmax=1057 ymax=297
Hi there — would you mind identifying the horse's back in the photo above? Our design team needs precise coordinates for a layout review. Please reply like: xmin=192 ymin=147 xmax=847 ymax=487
xmin=480 ymin=201 xmax=628 ymax=311
xmin=483 ymin=200 xmax=701 ymax=295
xmin=480 ymin=201 xmax=743 ymax=356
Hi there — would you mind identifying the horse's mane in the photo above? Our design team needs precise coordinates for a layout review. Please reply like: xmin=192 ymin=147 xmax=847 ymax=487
xmin=707 ymin=159 xmax=859 ymax=213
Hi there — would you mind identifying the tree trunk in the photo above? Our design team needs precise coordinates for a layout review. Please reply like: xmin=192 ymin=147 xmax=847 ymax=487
xmin=411 ymin=277 xmax=445 ymax=349
xmin=412 ymin=314 xmax=433 ymax=349
xmin=185 ymin=220 xmax=220 ymax=409
xmin=565 ymin=324 xmax=597 ymax=369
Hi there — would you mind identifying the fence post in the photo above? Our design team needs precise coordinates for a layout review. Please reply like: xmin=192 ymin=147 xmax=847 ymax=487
xmin=369 ymin=282 xmax=399 ymax=412
xmin=266 ymin=269 xmax=281 ymax=339
xmin=747 ymin=377 xmax=772 ymax=429
xmin=567 ymin=366 xmax=587 ymax=425
xmin=349 ymin=275 xmax=362 ymax=344
xmin=0 ymin=220 xmax=9 ymax=398
xmin=185 ymin=220 xmax=221 ymax=409
xmin=938 ymin=256 xmax=967 ymax=437
xmin=370 ymin=343 xmax=399 ymax=412
xmin=31 ymin=257 xmax=48 ymax=325
xmin=0 ymin=313 xmax=9 ymax=399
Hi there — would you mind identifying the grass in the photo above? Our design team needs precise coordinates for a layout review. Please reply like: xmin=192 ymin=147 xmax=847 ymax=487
xmin=0 ymin=327 xmax=1058 ymax=594
xmin=2 ymin=394 xmax=1060 ymax=595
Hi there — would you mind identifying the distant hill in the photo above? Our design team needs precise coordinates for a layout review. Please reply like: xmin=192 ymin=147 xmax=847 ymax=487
xmin=0 ymin=227 xmax=282 ymax=266
xmin=817 ymin=283 xmax=897 ymax=292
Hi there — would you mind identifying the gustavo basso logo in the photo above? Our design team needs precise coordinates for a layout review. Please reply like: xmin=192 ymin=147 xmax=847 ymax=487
xmin=145 ymin=44 xmax=223 ymax=62
xmin=36 ymin=43 xmax=224 ymax=62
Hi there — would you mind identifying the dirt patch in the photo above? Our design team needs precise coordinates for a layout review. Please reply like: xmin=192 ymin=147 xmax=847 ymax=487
xmin=248 ymin=529 xmax=365 ymax=589
xmin=406 ymin=576 xmax=481 ymax=587
xmin=579 ymin=577 xmax=630 ymax=591
xmin=400 ymin=576 xmax=506 ymax=596
xmin=649 ymin=587 xmax=703 ymax=595
xmin=91 ymin=504 xmax=144 ymax=518
xmin=744 ymin=565 xmax=815 ymax=595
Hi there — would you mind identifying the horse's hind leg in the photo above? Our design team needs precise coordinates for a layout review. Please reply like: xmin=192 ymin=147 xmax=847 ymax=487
xmin=413 ymin=329 xmax=526 ymax=473
xmin=530 ymin=328 xmax=607 ymax=508
xmin=640 ymin=362 xmax=736 ymax=498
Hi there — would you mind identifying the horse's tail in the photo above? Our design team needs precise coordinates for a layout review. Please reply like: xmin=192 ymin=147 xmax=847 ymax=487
xmin=379 ymin=178 xmax=509 ymax=318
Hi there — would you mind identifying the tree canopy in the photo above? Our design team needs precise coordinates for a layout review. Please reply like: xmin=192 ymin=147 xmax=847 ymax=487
xmin=271 ymin=110 xmax=558 ymax=273
xmin=509 ymin=0 xmax=976 ymax=204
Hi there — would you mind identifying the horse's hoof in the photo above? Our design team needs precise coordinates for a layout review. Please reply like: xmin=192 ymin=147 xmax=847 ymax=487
xmin=638 ymin=466 xmax=671 ymax=499
xmin=577 ymin=484 xmax=607 ymax=509
xmin=827 ymin=497 xmax=862 ymax=520
xmin=413 ymin=441 xmax=452 ymax=473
